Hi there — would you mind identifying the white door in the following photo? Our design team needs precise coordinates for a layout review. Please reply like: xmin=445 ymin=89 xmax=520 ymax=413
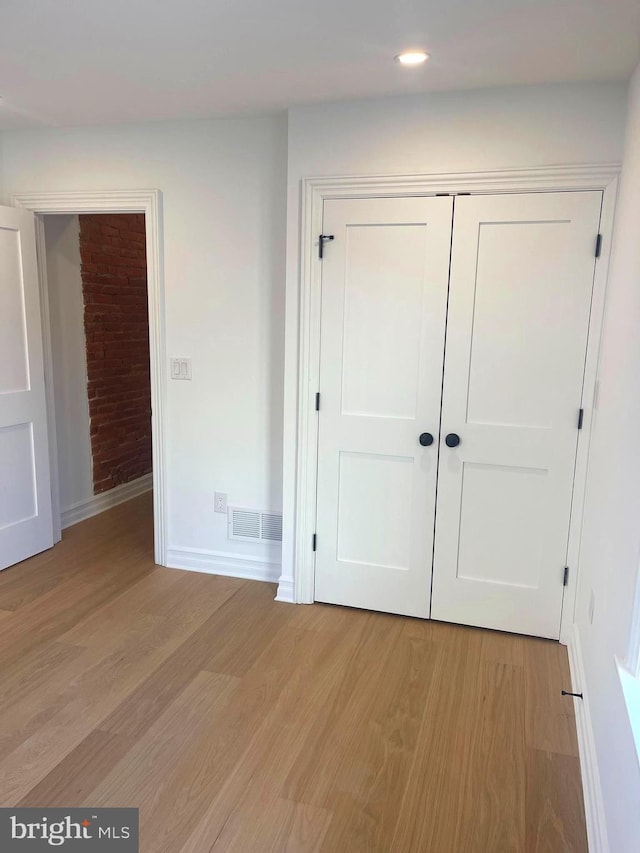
xmin=314 ymin=196 xmax=454 ymax=617
xmin=431 ymin=191 xmax=602 ymax=638
xmin=0 ymin=205 xmax=53 ymax=570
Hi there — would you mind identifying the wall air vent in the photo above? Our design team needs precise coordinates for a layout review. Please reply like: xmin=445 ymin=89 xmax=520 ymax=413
xmin=228 ymin=507 xmax=282 ymax=544
xmin=261 ymin=512 xmax=283 ymax=542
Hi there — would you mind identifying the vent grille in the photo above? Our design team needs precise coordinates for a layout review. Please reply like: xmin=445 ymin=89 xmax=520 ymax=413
xmin=230 ymin=509 xmax=260 ymax=540
xmin=228 ymin=507 xmax=282 ymax=544
xmin=261 ymin=512 xmax=283 ymax=542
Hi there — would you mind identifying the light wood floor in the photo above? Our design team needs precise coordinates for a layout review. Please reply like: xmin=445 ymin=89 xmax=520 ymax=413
xmin=0 ymin=493 xmax=587 ymax=852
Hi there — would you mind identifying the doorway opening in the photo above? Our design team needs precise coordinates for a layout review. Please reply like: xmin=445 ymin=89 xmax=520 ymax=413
xmin=43 ymin=213 xmax=153 ymax=537
xmin=12 ymin=189 xmax=166 ymax=566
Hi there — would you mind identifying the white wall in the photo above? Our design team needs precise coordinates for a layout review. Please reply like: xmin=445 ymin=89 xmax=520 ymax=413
xmin=574 ymin=67 xmax=640 ymax=852
xmin=0 ymin=115 xmax=288 ymax=570
xmin=280 ymin=82 xmax=629 ymax=594
xmin=44 ymin=214 xmax=93 ymax=512
xmin=0 ymin=83 xmax=631 ymax=590
xmin=286 ymin=83 xmax=627 ymax=178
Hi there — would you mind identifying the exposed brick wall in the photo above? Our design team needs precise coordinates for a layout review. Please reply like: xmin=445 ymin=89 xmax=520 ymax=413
xmin=78 ymin=214 xmax=152 ymax=494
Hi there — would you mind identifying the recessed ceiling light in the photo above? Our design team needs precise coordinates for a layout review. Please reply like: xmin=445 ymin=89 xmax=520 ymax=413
xmin=395 ymin=51 xmax=429 ymax=66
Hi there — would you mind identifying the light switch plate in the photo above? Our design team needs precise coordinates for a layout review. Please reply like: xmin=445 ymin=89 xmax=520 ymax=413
xmin=170 ymin=358 xmax=192 ymax=380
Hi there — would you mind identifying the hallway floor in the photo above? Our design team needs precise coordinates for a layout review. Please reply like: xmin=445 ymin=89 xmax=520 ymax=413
xmin=0 ymin=493 xmax=587 ymax=851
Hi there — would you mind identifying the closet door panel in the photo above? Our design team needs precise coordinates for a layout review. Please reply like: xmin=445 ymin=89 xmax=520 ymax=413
xmin=314 ymin=196 xmax=453 ymax=617
xmin=432 ymin=191 xmax=602 ymax=638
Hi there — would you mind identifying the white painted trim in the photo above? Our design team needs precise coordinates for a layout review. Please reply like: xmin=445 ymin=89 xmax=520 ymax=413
xmin=275 ymin=577 xmax=295 ymax=603
xmin=12 ymin=190 xmax=167 ymax=566
xmin=561 ymin=177 xmax=619 ymax=644
xmin=61 ymin=473 xmax=153 ymax=529
xmin=567 ymin=624 xmax=610 ymax=853
xmin=297 ymin=164 xmax=621 ymax=199
xmin=33 ymin=214 xmax=62 ymax=544
xmin=625 ymin=557 xmax=640 ymax=678
xmin=280 ymin=164 xmax=621 ymax=632
xmin=166 ymin=547 xmax=280 ymax=584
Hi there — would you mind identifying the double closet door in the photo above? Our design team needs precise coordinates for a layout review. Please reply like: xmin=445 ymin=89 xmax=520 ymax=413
xmin=313 ymin=191 xmax=602 ymax=640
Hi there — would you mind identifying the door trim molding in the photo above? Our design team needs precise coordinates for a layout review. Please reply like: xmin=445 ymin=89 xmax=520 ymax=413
xmin=32 ymin=214 xmax=62 ymax=544
xmin=280 ymin=165 xmax=620 ymax=644
xmin=12 ymin=190 xmax=168 ymax=566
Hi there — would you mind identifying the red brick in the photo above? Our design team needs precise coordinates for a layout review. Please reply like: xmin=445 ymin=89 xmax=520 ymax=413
xmin=79 ymin=213 xmax=151 ymax=494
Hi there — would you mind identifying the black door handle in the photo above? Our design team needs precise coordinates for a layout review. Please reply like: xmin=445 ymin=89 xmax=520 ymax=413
xmin=445 ymin=433 xmax=461 ymax=448
xmin=419 ymin=432 xmax=434 ymax=447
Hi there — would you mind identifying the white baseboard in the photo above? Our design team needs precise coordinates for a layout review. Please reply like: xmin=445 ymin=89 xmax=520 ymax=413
xmin=275 ymin=575 xmax=295 ymax=603
xmin=61 ymin=473 xmax=153 ymax=529
xmin=166 ymin=547 xmax=280 ymax=584
xmin=567 ymin=624 xmax=610 ymax=853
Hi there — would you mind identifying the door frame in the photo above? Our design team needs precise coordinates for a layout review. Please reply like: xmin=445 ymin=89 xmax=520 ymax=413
xmin=12 ymin=190 xmax=167 ymax=566
xmin=284 ymin=164 xmax=619 ymax=644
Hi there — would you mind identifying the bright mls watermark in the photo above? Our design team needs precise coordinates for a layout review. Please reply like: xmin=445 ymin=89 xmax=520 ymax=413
xmin=0 ymin=809 xmax=138 ymax=851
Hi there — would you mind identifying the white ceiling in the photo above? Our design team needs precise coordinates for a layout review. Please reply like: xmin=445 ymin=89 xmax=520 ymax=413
xmin=0 ymin=0 xmax=639 ymax=129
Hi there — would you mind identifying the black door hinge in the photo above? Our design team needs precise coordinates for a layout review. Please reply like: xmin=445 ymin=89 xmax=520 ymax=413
xmin=563 ymin=566 xmax=569 ymax=586
xmin=312 ymin=533 xmax=317 ymax=551
xmin=319 ymin=234 xmax=334 ymax=259
xmin=315 ymin=392 xmax=320 ymax=411
xmin=578 ymin=408 xmax=584 ymax=430
xmin=595 ymin=234 xmax=603 ymax=258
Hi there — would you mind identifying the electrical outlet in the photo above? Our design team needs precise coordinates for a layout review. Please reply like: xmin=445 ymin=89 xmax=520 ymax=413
xmin=214 ymin=492 xmax=228 ymax=514
xmin=589 ymin=590 xmax=595 ymax=624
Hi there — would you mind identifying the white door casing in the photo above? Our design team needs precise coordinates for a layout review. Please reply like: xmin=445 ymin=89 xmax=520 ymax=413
xmin=314 ymin=196 xmax=453 ymax=617
xmin=431 ymin=191 xmax=603 ymax=638
xmin=12 ymin=190 xmax=166 ymax=567
xmin=0 ymin=205 xmax=53 ymax=570
xmin=283 ymin=165 xmax=618 ymax=646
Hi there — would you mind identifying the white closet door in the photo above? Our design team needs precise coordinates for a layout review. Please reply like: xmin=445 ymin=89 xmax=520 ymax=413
xmin=0 ymin=205 xmax=53 ymax=570
xmin=314 ymin=196 xmax=453 ymax=617
xmin=431 ymin=191 xmax=602 ymax=638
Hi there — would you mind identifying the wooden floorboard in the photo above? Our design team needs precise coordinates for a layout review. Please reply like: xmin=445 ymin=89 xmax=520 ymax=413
xmin=0 ymin=492 xmax=587 ymax=852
